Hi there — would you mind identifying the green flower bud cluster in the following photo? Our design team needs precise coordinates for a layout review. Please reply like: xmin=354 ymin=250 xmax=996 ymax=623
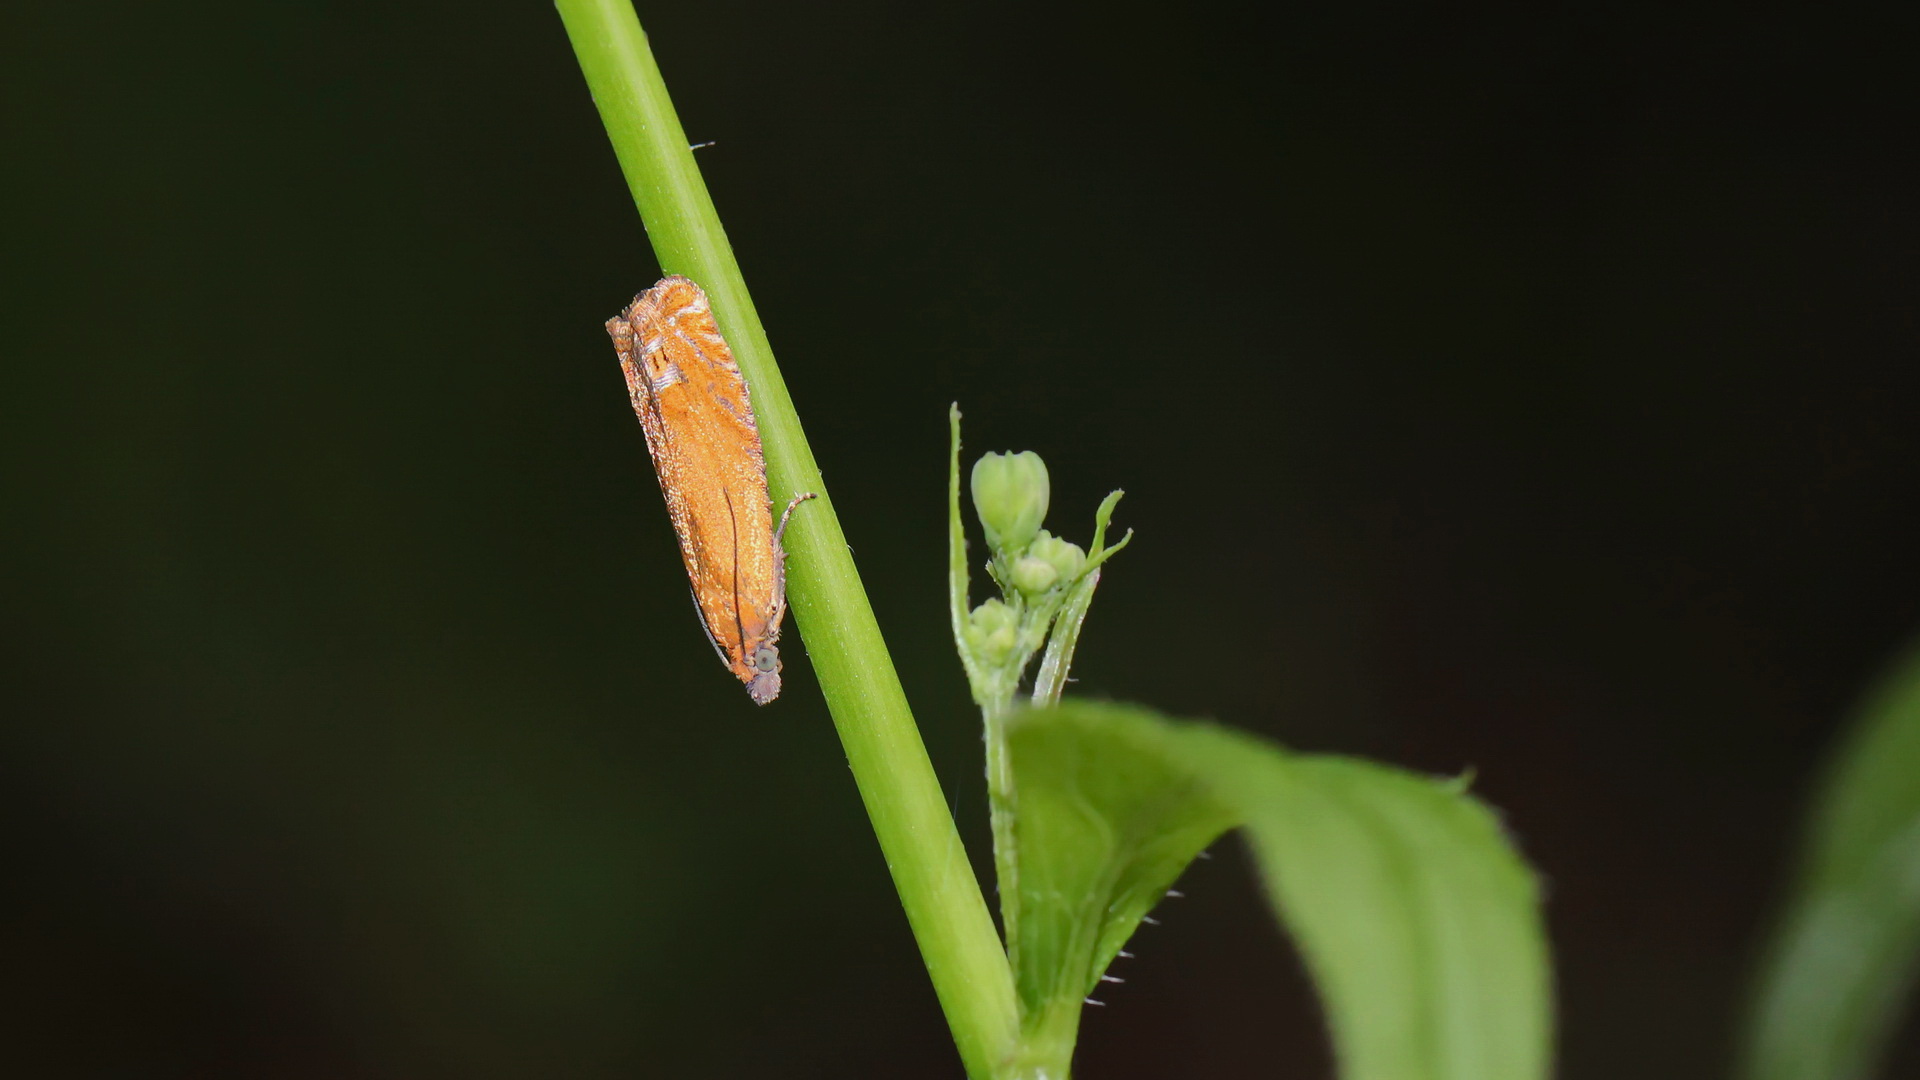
xmin=947 ymin=407 xmax=1135 ymax=944
xmin=962 ymin=598 xmax=1019 ymax=665
xmin=956 ymin=445 xmax=1130 ymax=718
xmin=972 ymin=452 xmax=1093 ymax=603
xmin=1022 ymin=531 xmax=1087 ymax=590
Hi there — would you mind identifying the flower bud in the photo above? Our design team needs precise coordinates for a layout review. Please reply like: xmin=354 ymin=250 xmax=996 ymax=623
xmin=971 ymin=451 xmax=1049 ymax=554
xmin=1009 ymin=554 xmax=1059 ymax=596
xmin=964 ymin=599 xmax=1020 ymax=663
xmin=1026 ymin=531 xmax=1087 ymax=583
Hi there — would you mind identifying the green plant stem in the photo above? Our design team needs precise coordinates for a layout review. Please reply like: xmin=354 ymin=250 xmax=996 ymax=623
xmin=556 ymin=4 xmax=1018 ymax=1075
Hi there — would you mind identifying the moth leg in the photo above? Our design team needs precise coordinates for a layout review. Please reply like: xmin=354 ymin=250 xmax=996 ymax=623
xmin=767 ymin=492 xmax=819 ymax=631
xmin=774 ymin=492 xmax=816 ymax=544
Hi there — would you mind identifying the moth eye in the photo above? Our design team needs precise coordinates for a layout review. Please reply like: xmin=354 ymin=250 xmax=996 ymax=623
xmin=753 ymin=647 xmax=778 ymax=672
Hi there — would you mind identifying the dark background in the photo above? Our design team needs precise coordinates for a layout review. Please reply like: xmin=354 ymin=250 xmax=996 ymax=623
xmin=4 ymin=1 xmax=1916 ymax=1076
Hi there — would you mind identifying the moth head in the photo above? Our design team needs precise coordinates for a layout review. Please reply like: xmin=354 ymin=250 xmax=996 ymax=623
xmin=746 ymin=646 xmax=782 ymax=705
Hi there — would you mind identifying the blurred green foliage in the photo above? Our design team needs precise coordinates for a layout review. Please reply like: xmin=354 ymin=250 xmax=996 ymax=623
xmin=1745 ymin=642 xmax=1920 ymax=1080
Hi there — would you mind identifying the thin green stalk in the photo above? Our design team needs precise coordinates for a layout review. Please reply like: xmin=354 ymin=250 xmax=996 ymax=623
xmin=1030 ymin=568 xmax=1097 ymax=707
xmin=948 ymin=407 xmax=992 ymax=705
xmin=556 ymin=3 xmax=1018 ymax=1075
xmin=1032 ymin=491 xmax=1128 ymax=706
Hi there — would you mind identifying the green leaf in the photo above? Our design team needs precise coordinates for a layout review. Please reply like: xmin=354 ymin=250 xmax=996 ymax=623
xmin=1004 ymin=701 xmax=1552 ymax=1080
xmin=1742 ymin=641 xmax=1920 ymax=1080
xmin=1185 ymin=730 xmax=1552 ymax=1080
xmin=1002 ymin=705 xmax=1241 ymax=1075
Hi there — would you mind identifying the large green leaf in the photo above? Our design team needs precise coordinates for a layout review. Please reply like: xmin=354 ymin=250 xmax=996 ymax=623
xmin=1743 ymin=642 xmax=1920 ymax=1080
xmin=1003 ymin=701 xmax=1552 ymax=1080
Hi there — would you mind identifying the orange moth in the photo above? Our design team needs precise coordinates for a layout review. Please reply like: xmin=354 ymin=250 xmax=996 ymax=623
xmin=606 ymin=276 xmax=811 ymax=704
